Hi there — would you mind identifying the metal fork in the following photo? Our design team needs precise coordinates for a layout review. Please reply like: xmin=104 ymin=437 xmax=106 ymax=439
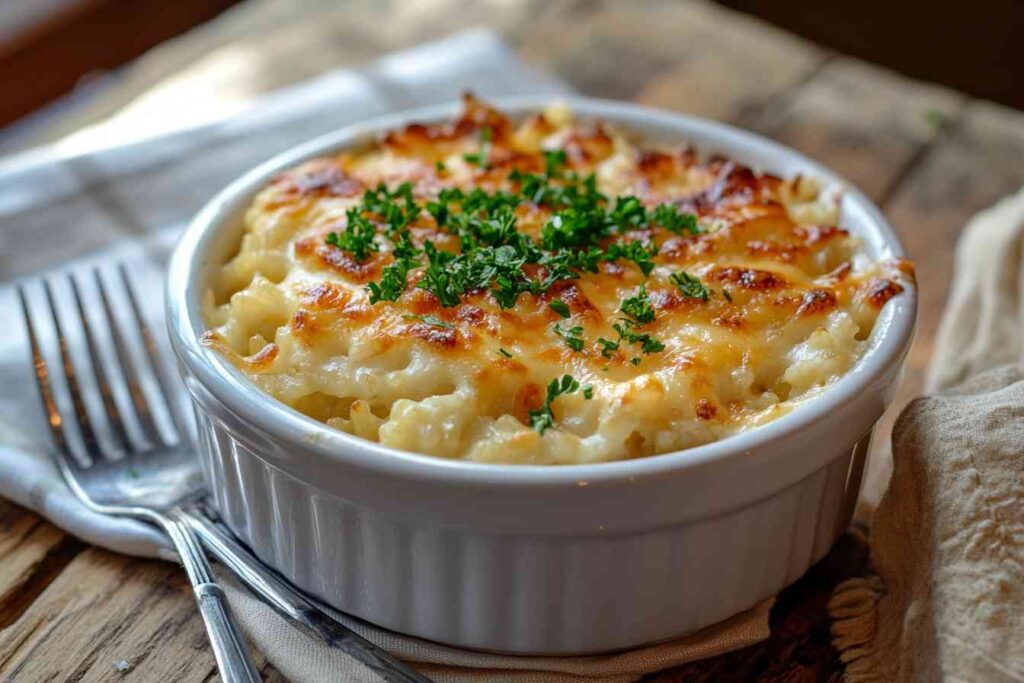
xmin=20 ymin=264 xmax=433 ymax=683
xmin=17 ymin=266 xmax=261 ymax=683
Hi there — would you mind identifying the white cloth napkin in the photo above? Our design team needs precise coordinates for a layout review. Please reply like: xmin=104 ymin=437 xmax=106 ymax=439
xmin=0 ymin=30 xmax=773 ymax=681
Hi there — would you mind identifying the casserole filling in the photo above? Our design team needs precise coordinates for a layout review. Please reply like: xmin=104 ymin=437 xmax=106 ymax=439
xmin=203 ymin=95 xmax=912 ymax=464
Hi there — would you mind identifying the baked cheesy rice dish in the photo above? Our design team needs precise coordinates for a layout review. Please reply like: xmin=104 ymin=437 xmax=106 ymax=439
xmin=202 ymin=95 xmax=911 ymax=465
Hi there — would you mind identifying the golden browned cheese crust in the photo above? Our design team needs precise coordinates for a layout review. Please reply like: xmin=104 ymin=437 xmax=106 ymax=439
xmin=203 ymin=95 xmax=911 ymax=464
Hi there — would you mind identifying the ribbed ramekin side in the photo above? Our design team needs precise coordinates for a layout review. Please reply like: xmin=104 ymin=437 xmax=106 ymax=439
xmin=191 ymin=405 xmax=866 ymax=654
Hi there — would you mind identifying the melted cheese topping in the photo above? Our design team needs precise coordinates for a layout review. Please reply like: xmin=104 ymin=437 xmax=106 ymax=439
xmin=203 ymin=95 xmax=912 ymax=464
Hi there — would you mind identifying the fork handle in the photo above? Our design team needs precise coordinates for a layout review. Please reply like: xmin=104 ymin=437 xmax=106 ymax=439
xmin=182 ymin=508 xmax=432 ymax=683
xmin=163 ymin=511 xmax=262 ymax=683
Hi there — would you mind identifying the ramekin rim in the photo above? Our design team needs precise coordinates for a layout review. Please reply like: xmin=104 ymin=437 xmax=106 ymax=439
xmin=166 ymin=95 xmax=917 ymax=487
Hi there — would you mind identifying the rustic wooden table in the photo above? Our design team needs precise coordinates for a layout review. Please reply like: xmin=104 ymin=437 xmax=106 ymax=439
xmin=2 ymin=1 xmax=1023 ymax=680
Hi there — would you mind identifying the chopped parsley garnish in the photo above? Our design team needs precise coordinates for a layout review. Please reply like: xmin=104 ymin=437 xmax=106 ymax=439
xmin=614 ymin=321 xmax=664 ymax=354
xmin=620 ymin=284 xmax=656 ymax=323
xmin=597 ymin=336 xmax=620 ymax=358
xmin=435 ymin=160 xmax=447 ymax=173
xmin=529 ymin=374 xmax=586 ymax=434
xmin=583 ymin=385 xmax=594 ymax=400
xmin=368 ymin=260 xmax=411 ymax=303
xmin=498 ymin=348 xmax=513 ymax=359
xmin=326 ymin=209 xmax=379 ymax=261
xmin=554 ymin=323 xmax=585 ymax=352
xmin=543 ymin=149 xmax=567 ymax=177
xmin=346 ymin=145 xmax=715 ymax=312
xmin=402 ymin=314 xmax=453 ymax=329
xmin=597 ymin=320 xmax=664 ymax=358
xmin=604 ymin=240 xmax=655 ymax=276
xmin=653 ymin=204 xmax=700 ymax=235
xmin=549 ymin=299 xmax=571 ymax=318
xmin=670 ymin=271 xmax=710 ymax=301
xmin=609 ymin=195 xmax=647 ymax=229
xmin=722 ymin=288 xmax=733 ymax=303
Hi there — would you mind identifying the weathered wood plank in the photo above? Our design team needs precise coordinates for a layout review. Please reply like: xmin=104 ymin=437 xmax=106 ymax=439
xmin=0 ymin=548 xmax=217 ymax=681
xmin=751 ymin=57 xmax=963 ymax=202
xmin=632 ymin=3 xmax=823 ymax=121
xmin=520 ymin=0 xmax=822 ymax=116
xmin=0 ymin=501 xmax=83 ymax=631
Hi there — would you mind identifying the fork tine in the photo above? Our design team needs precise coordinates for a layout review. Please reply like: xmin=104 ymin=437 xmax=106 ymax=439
xmin=117 ymin=264 xmax=191 ymax=443
xmin=41 ymin=279 xmax=104 ymax=460
xmin=17 ymin=285 xmax=74 ymax=458
xmin=93 ymin=267 xmax=165 ymax=448
xmin=69 ymin=272 xmax=131 ymax=452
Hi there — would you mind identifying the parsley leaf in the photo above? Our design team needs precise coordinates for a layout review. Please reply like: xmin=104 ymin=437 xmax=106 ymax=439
xmin=609 ymin=195 xmax=647 ymax=229
xmin=498 ymin=348 xmax=513 ymax=359
xmin=528 ymin=374 xmax=582 ymax=434
xmin=612 ymin=321 xmax=664 ymax=355
xmin=326 ymin=208 xmax=379 ymax=261
xmin=653 ymin=204 xmax=700 ymax=235
xmin=554 ymin=323 xmax=585 ymax=352
xmin=604 ymin=240 xmax=656 ymax=276
xmin=620 ymin=284 xmax=656 ymax=324
xmin=543 ymin=149 xmax=567 ymax=177
xmin=368 ymin=261 xmax=410 ymax=303
xmin=597 ymin=336 xmax=620 ymax=358
xmin=670 ymin=271 xmax=710 ymax=301
xmin=549 ymin=299 xmax=571 ymax=318
xmin=402 ymin=314 xmax=453 ymax=329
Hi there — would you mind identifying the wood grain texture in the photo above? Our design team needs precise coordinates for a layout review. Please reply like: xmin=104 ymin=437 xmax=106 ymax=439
xmin=2 ymin=0 xmax=1023 ymax=681
xmin=0 ymin=546 xmax=219 ymax=681
xmin=751 ymin=57 xmax=963 ymax=202
xmin=0 ymin=501 xmax=84 ymax=632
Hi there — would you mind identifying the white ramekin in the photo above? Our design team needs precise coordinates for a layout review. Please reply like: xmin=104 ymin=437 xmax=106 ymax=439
xmin=167 ymin=97 xmax=916 ymax=655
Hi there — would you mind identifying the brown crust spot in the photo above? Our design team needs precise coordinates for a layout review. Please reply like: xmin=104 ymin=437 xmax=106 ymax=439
xmin=291 ymin=309 xmax=314 ymax=333
xmin=712 ymin=313 xmax=745 ymax=329
xmin=339 ymin=302 xmax=375 ymax=324
xmin=455 ymin=304 xmax=486 ymax=326
xmin=301 ymin=282 xmax=351 ymax=310
xmin=636 ymin=150 xmax=677 ymax=179
xmin=796 ymin=225 xmax=847 ymax=245
xmin=200 ymin=330 xmax=222 ymax=345
xmin=711 ymin=267 xmax=787 ymax=291
xmin=563 ymin=123 xmax=614 ymax=164
xmin=543 ymin=282 xmax=597 ymax=315
xmin=404 ymin=322 xmax=458 ymax=348
xmin=796 ymin=288 xmax=838 ymax=317
xmin=383 ymin=93 xmax=512 ymax=154
xmin=513 ymin=383 xmax=544 ymax=423
xmin=821 ymin=262 xmax=852 ymax=283
xmin=864 ymin=278 xmax=904 ymax=308
xmin=298 ymin=238 xmax=380 ymax=282
xmin=274 ymin=162 xmax=362 ymax=199
xmin=245 ymin=343 xmax=279 ymax=371
xmin=695 ymin=399 xmax=717 ymax=420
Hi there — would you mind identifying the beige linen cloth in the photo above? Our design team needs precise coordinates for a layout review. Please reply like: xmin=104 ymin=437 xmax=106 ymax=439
xmin=829 ymin=187 xmax=1024 ymax=682
xmin=218 ymin=573 xmax=770 ymax=682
